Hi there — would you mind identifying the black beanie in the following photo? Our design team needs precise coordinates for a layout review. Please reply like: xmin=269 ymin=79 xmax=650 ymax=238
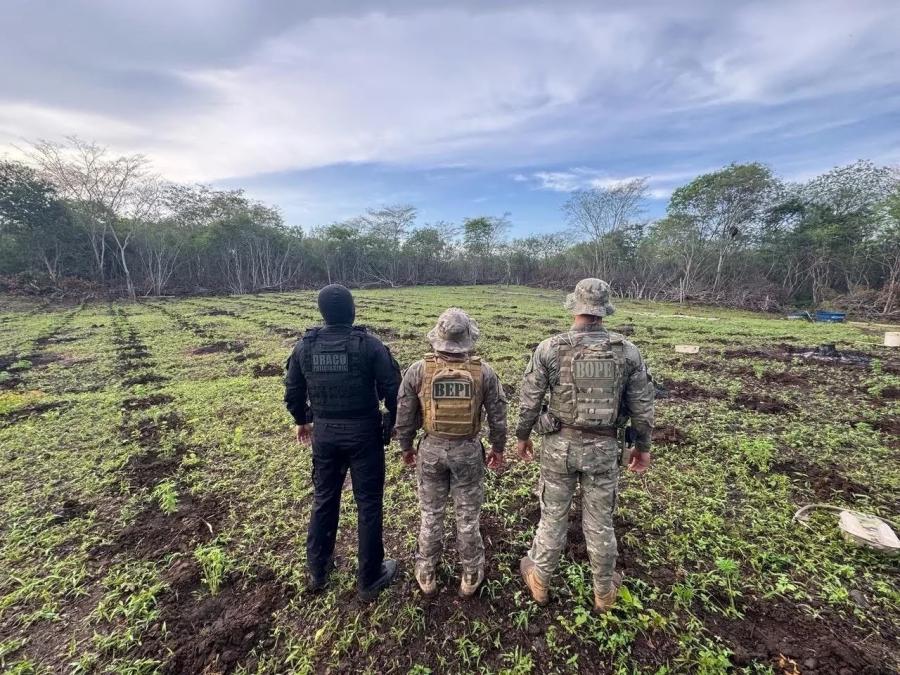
xmin=317 ymin=284 xmax=356 ymax=325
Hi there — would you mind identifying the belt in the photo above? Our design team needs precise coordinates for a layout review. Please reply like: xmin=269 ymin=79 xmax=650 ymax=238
xmin=559 ymin=424 xmax=617 ymax=439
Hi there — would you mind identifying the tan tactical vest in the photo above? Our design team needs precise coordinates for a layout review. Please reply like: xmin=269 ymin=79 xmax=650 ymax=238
xmin=419 ymin=354 xmax=484 ymax=439
xmin=549 ymin=332 xmax=627 ymax=429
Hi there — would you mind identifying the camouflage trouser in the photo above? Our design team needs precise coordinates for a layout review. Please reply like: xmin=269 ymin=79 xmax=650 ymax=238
xmin=416 ymin=435 xmax=485 ymax=573
xmin=528 ymin=431 xmax=620 ymax=592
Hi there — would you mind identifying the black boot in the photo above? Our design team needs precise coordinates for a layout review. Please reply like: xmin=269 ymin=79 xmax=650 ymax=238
xmin=358 ymin=559 xmax=398 ymax=602
xmin=307 ymin=557 xmax=335 ymax=593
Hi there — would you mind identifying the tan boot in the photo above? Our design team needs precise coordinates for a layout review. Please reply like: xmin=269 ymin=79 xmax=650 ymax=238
xmin=519 ymin=556 xmax=549 ymax=606
xmin=594 ymin=572 xmax=623 ymax=613
xmin=459 ymin=568 xmax=484 ymax=599
xmin=415 ymin=562 xmax=437 ymax=597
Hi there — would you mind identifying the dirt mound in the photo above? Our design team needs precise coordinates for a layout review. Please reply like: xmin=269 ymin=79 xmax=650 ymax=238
xmin=117 ymin=346 xmax=151 ymax=360
xmin=269 ymin=327 xmax=298 ymax=337
xmin=733 ymin=392 xmax=795 ymax=414
xmin=122 ymin=412 xmax=185 ymax=449
xmin=723 ymin=346 xmax=790 ymax=361
xmin=870 ymin=417 xmax=900 ymax=439
xmin=879 ymin=385 xmax=900 ymax=400
xmin=50 ymin=498 xmax=93 ymax=524
xmin=773 ymin=458 xmax=870 ymax=503
xmin=0 ymin=400 xmax=67 ymax=426
xmin=369 ymin=326 xmax=399 ymax=340
xmin=708 ymin=599 xmax=894 ymax=675
xmin=771 ymin=344 xmax=873 ymax=367
xmin=121 ymin=395 xmax=174 ymax=411
xmin=203 ymin=309 xmax=237 ymax=317
xmin=124 ymin=451 xmax=181 ymax=490
xmin=143 ymin=564 xmax=289 ymax=675
xmin=681 ymin=359 xmax=710 ymax=371
xmin=101 ymin=494 xmax=224 ymax=561
xmin=123 ymin=373 xmax=169 ymax=387
xmin=252 ymin=363 xmax=283 ymax=378
xmin=190 ymin=341 xmax=247 ymax=356
xmin=656 ymin=379 xmax=722 ymax=401
xmin=653 ymin=424 xmax=688 ymax=445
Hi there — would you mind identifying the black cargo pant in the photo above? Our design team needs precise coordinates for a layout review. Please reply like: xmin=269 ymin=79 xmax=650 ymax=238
xmin=307 ymin=417 xmax=385 ymax=588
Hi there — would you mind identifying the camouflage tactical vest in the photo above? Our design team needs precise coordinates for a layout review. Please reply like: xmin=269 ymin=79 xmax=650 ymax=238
xmin=301 ymin=326 xmax=378 ymax=418
xmin=548 ymin=331 xmax=627 ymax=429
xmin=419 ymin=354 xmax=484 ymax=439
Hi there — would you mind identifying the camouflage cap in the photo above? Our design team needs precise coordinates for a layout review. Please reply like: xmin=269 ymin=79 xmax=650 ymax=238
xmin=564 ymin=278 xmax=616 ymax=317
xmin=427 ymin=308 xmax=480 ymax=354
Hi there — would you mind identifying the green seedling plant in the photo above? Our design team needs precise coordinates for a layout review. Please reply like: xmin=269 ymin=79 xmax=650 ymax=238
xmin=151 ymin=480 xmax=179 ymax=514
xmin=194 ymin=543 xmax=230 ymax=596
xmin=1 ymin=288 xmax=899 ymax=673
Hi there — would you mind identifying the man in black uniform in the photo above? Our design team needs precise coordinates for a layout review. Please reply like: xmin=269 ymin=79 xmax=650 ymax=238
xmin=284 ymin=284 xmax=401 ymax=601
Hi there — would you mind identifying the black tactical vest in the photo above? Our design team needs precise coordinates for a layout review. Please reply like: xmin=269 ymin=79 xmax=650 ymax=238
xmin=301 ymin=326 xmax=378 ymax=418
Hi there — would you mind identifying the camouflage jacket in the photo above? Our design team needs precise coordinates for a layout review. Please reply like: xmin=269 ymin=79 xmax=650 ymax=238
xmin=516 ymin=324 xmax=655 ymax=452
xmin=396 ymin=355 xmax=508 ymax=453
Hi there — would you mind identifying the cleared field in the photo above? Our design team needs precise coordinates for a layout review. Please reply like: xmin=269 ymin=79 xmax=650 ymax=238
xmin=1 ymin=286 xmax=898 ymax=675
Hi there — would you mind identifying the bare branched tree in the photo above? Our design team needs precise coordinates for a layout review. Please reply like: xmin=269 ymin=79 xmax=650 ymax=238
xmin=24 ymin=136 xmax=161 ymax=297
xmin=562 ymin=178 xmax=648 ymax=279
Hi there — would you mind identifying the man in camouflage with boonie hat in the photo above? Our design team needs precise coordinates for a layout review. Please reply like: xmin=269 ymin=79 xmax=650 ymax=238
xmin=395 ymin=308 xmax=508 ymax=598
xmin=516 ymin=279 xmax=654 ymax=612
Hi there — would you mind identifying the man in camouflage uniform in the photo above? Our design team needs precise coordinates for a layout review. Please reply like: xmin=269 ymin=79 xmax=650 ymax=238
xmin=516 ymin=279 xmax=654 ymax=612
xmin=396 ymin=308 xmax=508 ymax=598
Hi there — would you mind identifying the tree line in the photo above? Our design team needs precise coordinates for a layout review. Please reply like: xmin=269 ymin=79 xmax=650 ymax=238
xmin=2 ymin=137 xmax=899 ymax=313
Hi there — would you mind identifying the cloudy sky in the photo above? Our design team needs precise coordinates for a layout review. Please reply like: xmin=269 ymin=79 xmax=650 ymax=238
xmin=1 ymin=0 xmax=899 ymax=233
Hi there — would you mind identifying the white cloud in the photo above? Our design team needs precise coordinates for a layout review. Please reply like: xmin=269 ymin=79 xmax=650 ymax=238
xmin=527 ymin=168 xmax=677 ymax=199
xmin=0 ymin=1 xmax=898 ymax=184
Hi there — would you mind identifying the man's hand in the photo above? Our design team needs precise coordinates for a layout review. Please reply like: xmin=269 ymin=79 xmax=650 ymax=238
xmin=628 ymin=449 xmax=651 ymax=473
xmin=295 ymin=423 xmax=313 ymax=445
xmin=517 ymin=439 xmax=534 ymax=462
xmin=402 ymin=449 xmax=416 ymax=467
xmin=486 ymin=449 xmax=504 ymax=471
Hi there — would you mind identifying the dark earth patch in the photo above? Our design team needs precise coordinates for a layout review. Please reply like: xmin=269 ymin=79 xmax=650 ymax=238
xmin=0 ymin=400 xmax=67 ymax=426
xmin=653 ymin=425 xmax=689 ymax=445
xmin=121 ymin=411 xmax=185 ymax=449
xmin=252 ymin=363 xmax=283 ymax=378
xmin=707 ymin=599 xmax=894 ymax=675
xmin=121 ymin=395 xmax=175 ymax=411
xmin=123 ymin=373 xmax=170 ymax=387
xmin=97 ymin=494 xmax=225 ymax=561
xmin=140 ymin=563 xmax=290 ymax=675
xmin=870 ymin=417 xmax=900 ymax=439
xmin=190 ymin=341 xmax=248 ymax=356
xmin=269 ymin=327 xmax=298 ymax=337
xmin=657 ymin=379 xmax=723 ymax=401
xmin=493 ymin=335 xmax=511 ymax=342
xmin=234 ymin=351 xmax=264 ymax=363
xmin=732 ymin=392 xmax=796 ymax=414
xmin=369 ymin=326 xmax=400 ymax=340
xmin=772 ymin=457 xmax=871 ymax=504
xmin=117 ymin=346 xmax=151 ymax=361
xmin=202 ymin=309 xmax=237 ymax=317
xmin=50 ymin=498 xmax=93 ymax=524
xmin=879 ymin=385 xmax=900 ymax=400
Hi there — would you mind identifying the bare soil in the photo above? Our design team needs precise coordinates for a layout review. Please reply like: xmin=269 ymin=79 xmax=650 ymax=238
xmin=190 ymin=341 xmax=248 ymax=356
xmin=252 ymin=363 xmax=283 ymax=378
